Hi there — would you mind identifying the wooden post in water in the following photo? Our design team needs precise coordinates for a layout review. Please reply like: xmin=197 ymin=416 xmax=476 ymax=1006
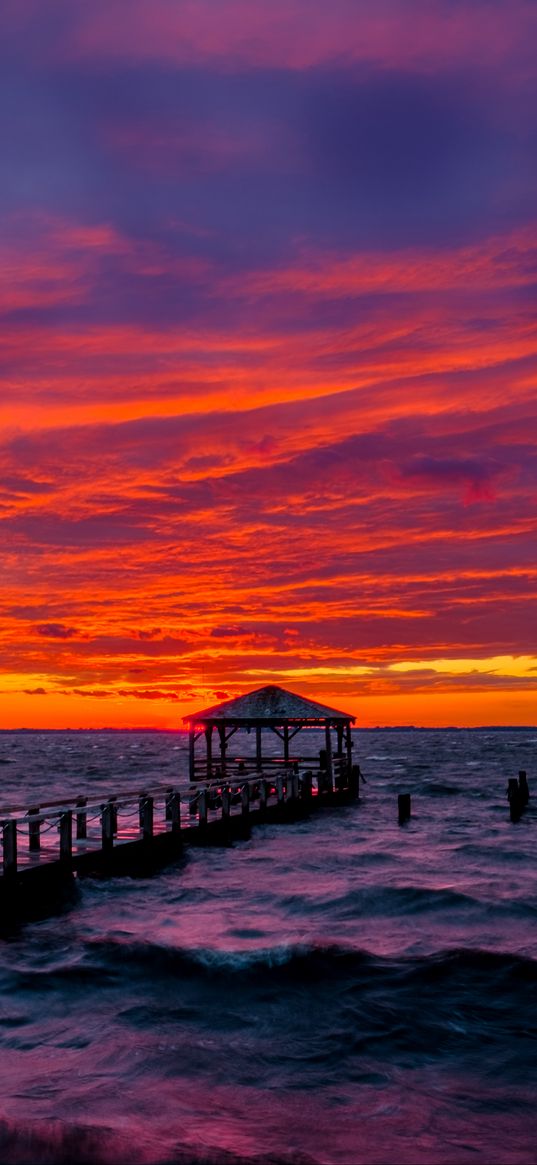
xmin=221 ymin=785 xmax=231 ymax=824
xmin=140 ymin=795 xmax=154 ymax=840
xmin=507 ymin=777 xmax=522 ymax=822
xmin=288 ymin=771 xmax=299 ymax=803
xmin=59 ymin=810 xmax=73 ymax=864
xmin=28 ymin=806 xmax=41 ymax=852
xmin=350 ymin=764 xmax=361 ymax=801
xmin=76 ymin=797 xmax=87 ymax=840
xmin=519 ymin=770 xmax=529 ymax=806
xmin=276 ymin=776 xmax=285 ymax=807
xmin=398 ymin=793 xmax=411 ymax=824
xmin=102 ymin=803 xmax=114 ymax=854
xmin=241 ymin=782 xmax=250 ymax=817
xmin=3 ymin=820 xmax=17 ymax=877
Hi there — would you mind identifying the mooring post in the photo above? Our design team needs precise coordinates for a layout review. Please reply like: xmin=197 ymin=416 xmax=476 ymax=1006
xmin=507 ymin=777 xmax=522 ymax=822
xmin=101 ymin=803 xmax=114 ymax=854
xmin=241 ymin=782 xmax=250 ymax=817
xmin=350 ymin=764 xmax=361 ymax=800
xmin=166 ymin=788 xmax=180 ymax=831
xmin=198 ymin=789 xmax=207 ymax=829
xmin=518 ymin=770 xmax=529 ymax=806
xmin=398 ymin=793 xmax=411 ymax=824
xmin=2 ymin=820 xmax=17 ymax=877
xmin=28 ymin=806 xmax=41 ymax=852
xmin=76 ymin=796 xmax=87 ymax=840
xmin=141 ymin=795 xmax=154 ymax=840
xmin=59 ymin=810 xmax=73 ymax=864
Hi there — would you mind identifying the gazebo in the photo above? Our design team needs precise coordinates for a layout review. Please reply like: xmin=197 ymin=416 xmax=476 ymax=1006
xmin=183 ymin=684 xmax=355 ymax=785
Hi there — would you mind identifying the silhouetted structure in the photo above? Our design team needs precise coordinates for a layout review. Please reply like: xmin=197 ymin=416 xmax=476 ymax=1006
xmin=183 ymin=684 xmax=355 ymax=787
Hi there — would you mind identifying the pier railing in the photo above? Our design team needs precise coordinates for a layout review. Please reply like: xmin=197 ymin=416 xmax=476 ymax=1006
xmin=1 ymin=763 xmax=360 ymax=880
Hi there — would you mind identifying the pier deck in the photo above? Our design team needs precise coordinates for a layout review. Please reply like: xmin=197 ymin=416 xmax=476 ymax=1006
xmin=0 ymin=760 xmax=360 ymax=920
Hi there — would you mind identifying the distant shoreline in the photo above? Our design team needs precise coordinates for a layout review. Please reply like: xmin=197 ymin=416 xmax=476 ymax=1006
xmin=1 ymin=726 xmax=535 ymax=734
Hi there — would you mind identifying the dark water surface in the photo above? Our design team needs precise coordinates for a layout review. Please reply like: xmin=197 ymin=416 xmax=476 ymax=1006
xmin=0 ymin=729 xmax=535 ymax=1164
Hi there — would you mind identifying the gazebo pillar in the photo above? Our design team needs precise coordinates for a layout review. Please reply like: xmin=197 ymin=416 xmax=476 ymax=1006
xmin=283 ymin=724 xmax=289 ymax=765
xmin=218 ymin=725 xmax=227 ymax=776
xmin=256 ymin=726 xmax=262 ymax=771
xmin=346 ymin=722 xmax=353 ymax=773
xmin=205 ymin=726 xmax=213 ymax=778
xmin=324 ymin=720 xmax=333 ymax=791
xmin=188 ymin=728 xmax=195 ymax=781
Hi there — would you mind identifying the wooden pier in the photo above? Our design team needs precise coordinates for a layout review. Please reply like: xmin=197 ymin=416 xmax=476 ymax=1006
xmin=0 ymin=762 xmax=360 ymax=921
xmin=0 ymin=685 xmax=360 ymax=921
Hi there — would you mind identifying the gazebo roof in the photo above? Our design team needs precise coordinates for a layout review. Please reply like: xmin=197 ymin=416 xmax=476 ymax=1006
xmin=183 ymin=684 xmax=355 ymax=727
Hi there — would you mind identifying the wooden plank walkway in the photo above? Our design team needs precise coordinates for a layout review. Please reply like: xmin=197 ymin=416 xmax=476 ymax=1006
xmin=0 ymin=763 xmax=361 ymax=922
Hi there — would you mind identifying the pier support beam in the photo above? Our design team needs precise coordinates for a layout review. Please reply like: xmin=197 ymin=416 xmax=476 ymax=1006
xmin=198 ymin=789 xmax=207 ymax=830
xmin=140 ymin=795 xmax=154 ymax=840
xmin=28 ymin=806 xmax=40 ymax=852
xmin=256 ymin=726 xmax=262 ymax=771
xmin=205 ymin=727 xmax=213 ymax=779
xmin=76 ymin=797 xmax=87 ymax=840
xmin=3 ymin=821 xmax=17 ymax=877
xmin=324 ymin=720 xmax=333 ymax=793
xmin=59 ymin=810 xmax=73 ymax=864
xmin=346 ymin=724 xmax=353 ymax=777
xmin=166 ymin=790 xmax=181 ymax=833
xmin=218 ymin=726 xmax=227 ymax=778
xmin=102 ymin=803 xmax=115 ymax=854
xmin=221 ymin=785 xmax=231 ymax=824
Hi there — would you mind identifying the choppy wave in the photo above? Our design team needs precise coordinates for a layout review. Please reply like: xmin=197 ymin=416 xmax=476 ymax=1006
xmin=0 ymin=728 xmax=536 ymax=1164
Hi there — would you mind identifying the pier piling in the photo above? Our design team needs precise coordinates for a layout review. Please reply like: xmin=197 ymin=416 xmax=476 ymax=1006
xmin=398 ymin=793 xmax=411 ymax=824
xmin=76 ymin=797 xmax=87 ymax=840
xmin=140 ymin=796 xmax=154 ymax=840
xmin=28 ymin=806 xmax=41 ymax=852
xmin=59 ymin=810 xmax=73 ymax=864
xmin=518 ymin=770 xmax=529 ymax=806
xmin=101 ymin=803 xmax=115 ymax=854
xmin=2 ymin=821 xmax=17 ymax=877
xmin=198 ymin=789 xmax=207 ymax=830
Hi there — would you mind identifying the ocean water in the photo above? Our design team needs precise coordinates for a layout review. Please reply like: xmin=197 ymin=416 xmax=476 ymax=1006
xmin=0 ymin=728 xmax=535 ymax=1165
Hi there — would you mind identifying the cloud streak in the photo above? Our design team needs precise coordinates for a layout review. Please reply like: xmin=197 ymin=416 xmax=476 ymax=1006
xmin=1 ymin=0 xmax=536 ymax=727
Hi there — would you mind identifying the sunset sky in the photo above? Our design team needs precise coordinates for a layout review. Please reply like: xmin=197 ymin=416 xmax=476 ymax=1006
xmin=2 ymin=0 xmax=536 ymax=728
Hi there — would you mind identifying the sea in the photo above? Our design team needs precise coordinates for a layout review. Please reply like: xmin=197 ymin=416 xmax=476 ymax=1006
xmin=0 ymin=728 xmax=535 ymax=1165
